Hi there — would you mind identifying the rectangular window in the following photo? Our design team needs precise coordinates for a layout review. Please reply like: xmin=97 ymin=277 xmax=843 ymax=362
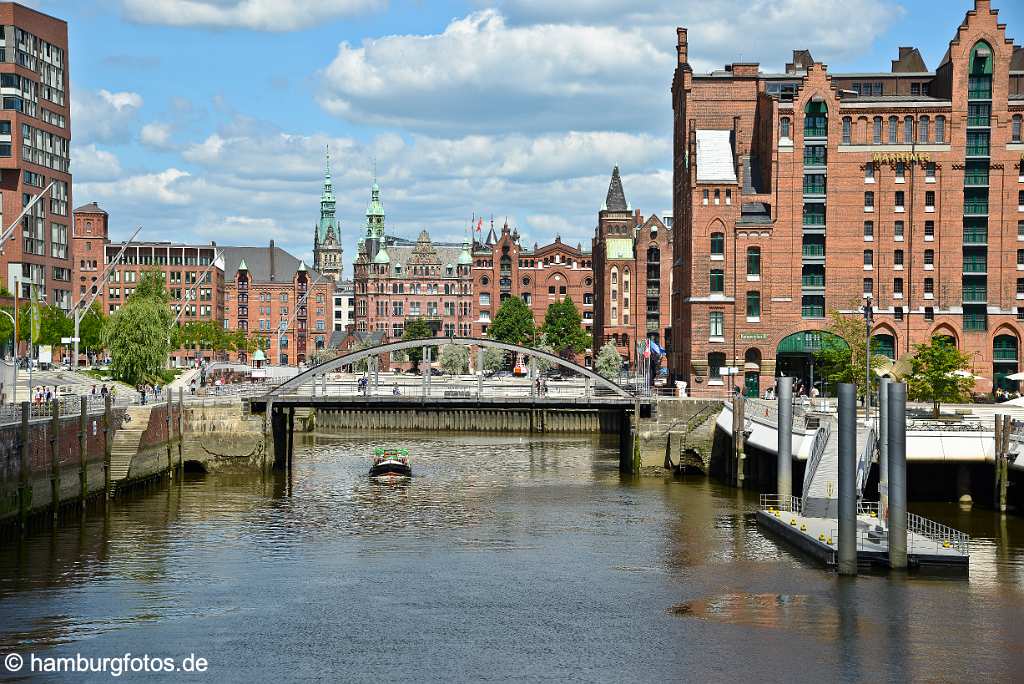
xmin=924 ymin=221 xmax=934 ymax=239
xmin=925 ymin=191 xmax=935 ymax=209
xmin=924 ymin=307 xmax=935 ymax=321
xmin=895 ymin=191 xmax=904 ymax=210
xmin=924 ymin=278 xmax=934 ymax=295
xmin=864 ymin=191 xmax=874 ymax=211
xmin=894 ymin=220 xmax=904 ymax=240
xmin=904 ymin=117 xmax=913 ymax=144
xmin=894 ymin=306 xmax=904 ymax=320
xmin=702 ymin=189 xmax=708 ymax=205
xmin=893 ymin=277 xmax=904 ymax=295
xmin=863 ymin=250 xmax=874 ymax=267
xmin=709 ymin=311 xmax=724 ymax=338
xmin=864 ymin=221 xmax=874 ymax=239
xmin=925 ymin=162 xmax=936 ymax=181
xmin=863 ymin=278 xmax=874 ymax=296
xmin=746 ymin=248 xmax=761 ymax=277
xmin=873 ymin=117 xmax=882 ymax=144
xmin=895 ymin=162 xmax=905 ymax=182
xmin=894 ymin=249 xmax=904 ymax=267
xmin=936 ymin=117 xmax=945 ymax=142
xmin=746 ymin=291 xmax=761 ymax=319
xmin=709 ymin=269 xmax=725 ymax=293
xmin=1019 ymin=220 xmax=1024 ymax=239
xmin=842 ymin=117 xmax=851 ymax=144
xmin=865 ymin=164 xmax=875 ymax=182
xmin=919 ymin=117 xmax=930 ymax=143
xmin=911 ymin=83 xmax=920 ymax=96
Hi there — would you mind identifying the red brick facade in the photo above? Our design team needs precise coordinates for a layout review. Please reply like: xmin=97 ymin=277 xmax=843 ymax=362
xmin=672 ymin=0 xmax=1024 ymax=397
xmin=0 ymin=4 xmax=72 ymax=310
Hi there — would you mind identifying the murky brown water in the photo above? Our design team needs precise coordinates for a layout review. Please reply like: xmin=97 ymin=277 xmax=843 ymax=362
xmin=1 ymin=431 xmax=1023 ymax=681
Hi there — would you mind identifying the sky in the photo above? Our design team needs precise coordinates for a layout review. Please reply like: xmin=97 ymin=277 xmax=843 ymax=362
xmin=30 ymin=0 xmax=1024 ymax=277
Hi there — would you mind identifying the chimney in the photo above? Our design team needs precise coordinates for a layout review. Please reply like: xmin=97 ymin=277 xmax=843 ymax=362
xmin=676 ymin=28 xmax=688 ymax=65
xmin=269 ymin=239 xmax=275 ymax=281
xmin=635 ymin=208 xmax=642 ymax=226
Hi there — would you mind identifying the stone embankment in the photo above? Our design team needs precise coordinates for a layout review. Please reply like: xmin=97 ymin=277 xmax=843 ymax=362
xmin=635 ymin=399 xmax=723 ymax=472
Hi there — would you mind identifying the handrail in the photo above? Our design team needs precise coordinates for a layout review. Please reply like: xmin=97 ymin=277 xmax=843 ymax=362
xmin=760 ymin=493 xmax=803 ymax=513
xmin=857 ymin=428 xmax=876 ymax=496
xmin=801 ymin=424 xmax=831 ymax=506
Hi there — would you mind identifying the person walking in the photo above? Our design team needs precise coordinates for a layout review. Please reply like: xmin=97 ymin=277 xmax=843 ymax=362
xmin=100 ymin=384 xmax=108 ymax=399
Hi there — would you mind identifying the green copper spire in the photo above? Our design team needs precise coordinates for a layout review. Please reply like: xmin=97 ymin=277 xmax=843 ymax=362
xmin=317 ymin=145 xmax=338 ymax=243
xmin=365 ymin=175 xmax=385 ymax=240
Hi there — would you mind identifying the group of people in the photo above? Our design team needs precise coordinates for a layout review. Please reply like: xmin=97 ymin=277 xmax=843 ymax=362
xmin=136 ymin=383 xmax=161 ymax=405
xmin=995 ymin=387 xmax=1022 ymax=402
xmin=762 ymin=380 xmax=819 ymax=400
xmin=32 ymin=385 xmax=62 ymax=405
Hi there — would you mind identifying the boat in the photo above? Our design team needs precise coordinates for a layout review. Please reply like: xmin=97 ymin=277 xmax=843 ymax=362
xmin=370 ymin=448 xmax=412 ymax=478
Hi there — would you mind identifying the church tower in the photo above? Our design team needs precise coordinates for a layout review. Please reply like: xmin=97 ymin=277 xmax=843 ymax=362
xmin=312 ymin=147 xmax=343 ymax=283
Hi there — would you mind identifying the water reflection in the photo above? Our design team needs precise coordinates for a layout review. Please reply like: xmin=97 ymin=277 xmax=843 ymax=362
xmin=0 ymin=431 xmax=1022 ymax=680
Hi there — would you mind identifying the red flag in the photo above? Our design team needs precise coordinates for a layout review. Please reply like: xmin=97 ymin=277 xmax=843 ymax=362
xmin=476 ymin=218 xmax=483 ymax=233
xmin=643 ymin=339 xmax=651 ymax=359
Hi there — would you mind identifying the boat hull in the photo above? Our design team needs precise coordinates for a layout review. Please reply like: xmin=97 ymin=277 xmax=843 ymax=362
xmin=369 ymin=461 xmax=412 ymax=477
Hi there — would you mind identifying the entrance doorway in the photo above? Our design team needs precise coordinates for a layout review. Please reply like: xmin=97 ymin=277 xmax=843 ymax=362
xmin=776 ymin=330 xmax=846 ymax=395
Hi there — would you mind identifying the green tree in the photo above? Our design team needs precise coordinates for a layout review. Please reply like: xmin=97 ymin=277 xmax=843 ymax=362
xmin=102 ymin=271 xmax=173 ymax=385
xmin=489 ymin=296 xmax=536 ymax=345
xmin=78 ymin=302 xmax=107 ymax=359
xmin=402 ymin=318 xmax=434 ymax=371
xmin=439 ymin=344 xmax=469 ymax=375
xmin=540 ymin=297 xmax=590 ymax=360
xmin=481 ymin=347 xmax=506 ymax=373
xmin=908 ymin=337 xmax=974 ymax=418
xmin=813 ymin=309 xmax=884 ymax=397
xmin=531 ymin=334 xmax=556 ymax=373
xmin=595 ymin=342 xmax=622 ymax=380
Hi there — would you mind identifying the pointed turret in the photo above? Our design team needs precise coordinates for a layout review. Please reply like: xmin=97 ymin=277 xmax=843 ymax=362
xmin=602 ymin=165 xmax=629 ymax=212
xmin=313 ymin=145 xmax=343 ymax=282
xmin=458 ymin=237 xmax=473 ymax=265
xmin=484 ymin=226 xmax=497 ymax=246
xmin=237 ymin=258 xmax=249 ymax=272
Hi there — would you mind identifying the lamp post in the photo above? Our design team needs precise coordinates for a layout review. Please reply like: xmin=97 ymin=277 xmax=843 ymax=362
xmin=863 ymin=296 xmax=874 ymax=419
xmin=1 ymin=309 xmax=15 ymax=401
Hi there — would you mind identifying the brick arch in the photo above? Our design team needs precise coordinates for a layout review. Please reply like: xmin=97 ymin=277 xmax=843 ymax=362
xmin=767 ymin=320 xmax=836 ymax=354
xmin=929 ymin=322 xmax=961 ymax=347
xmin=705 ymin=217 xmax=726 ymax=238
xmin=990 ymin=322 xmax=1022 ymax=340
xmin=543 ymin=270 xmax=569 ymax=285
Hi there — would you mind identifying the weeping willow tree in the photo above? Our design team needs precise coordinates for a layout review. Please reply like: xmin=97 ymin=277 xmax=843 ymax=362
xmin=102 ymin=270 xmax=173 ymax=385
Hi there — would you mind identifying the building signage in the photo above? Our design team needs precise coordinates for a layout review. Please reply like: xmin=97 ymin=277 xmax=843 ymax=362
xmin=871 ymin=152 xmax=931 ymax=164
xmin=739 ymin=332 xmax=769 ymax=341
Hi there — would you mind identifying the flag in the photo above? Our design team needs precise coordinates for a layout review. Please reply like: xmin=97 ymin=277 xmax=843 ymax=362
xmin=649 ymin=339 xmax=665 ymax=356
xmin=30 ymin=284 xmax=40 ymax=343
xmin=476 ymin=218 xmax=483 ymax=233
xmin=643 ymin=339 xmax=651 ymax=359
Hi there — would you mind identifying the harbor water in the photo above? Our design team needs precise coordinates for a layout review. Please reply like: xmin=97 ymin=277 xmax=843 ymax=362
xmin=1 ymin=432 xmax=1023 ymax=681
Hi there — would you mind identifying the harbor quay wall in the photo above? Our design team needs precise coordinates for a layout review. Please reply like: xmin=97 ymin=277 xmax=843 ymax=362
xmin=308 ymin=407 xmax=625 ymax=434
xmin=0 ymin=401 xmax=188 ymax=529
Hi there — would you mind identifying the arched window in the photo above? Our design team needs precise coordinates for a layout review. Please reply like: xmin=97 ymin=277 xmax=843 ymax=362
xmin=1013 ymin=114 xmax=1023 ymax=144
xmin=903 ymin=116 xmax=913 ymax=144
xmin=888 ymin=115 xmax=898 ymax=144
xmin=936 ymin=115 xmax=946 ymax=143
xmin=873 ymin=116 xmax=882 ymax=144
xmin=873 ymin=333 xmax=896 ymax=360
xmin=842 ymin=116 xmax=852 ymax=144
xmin=710 ymin=232 xmax=725 ymax=257
xmin=918 ymin=115 xmax=930 ymax=143
xmin=610 ymin=267 xmax=618 ymax=324
xmin=994 ymin=334 xmax=1019 ymax=392
xmin=780 ymin=117 xmax=791 ymax=140
xmin=804 ymin=101 xmax=828 ymax=138
xmin=622 ymin=268 xmax=631 ymax=325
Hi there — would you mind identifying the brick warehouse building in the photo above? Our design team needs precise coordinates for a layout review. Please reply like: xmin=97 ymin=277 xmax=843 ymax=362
xmin=224 ymin=241 xmax=333 ymax=366
xmin=472 ymin=221 xmax=594 ymax=363
xmin=592 ymin=167 xmax=673 ymax=367
xmin=71 ymin=201 xmax=226 ymax=366
xmin=0 ymin=4 xmax=72 ymax=310
xmin=671 ymin=0 xmax=1024 ymax=397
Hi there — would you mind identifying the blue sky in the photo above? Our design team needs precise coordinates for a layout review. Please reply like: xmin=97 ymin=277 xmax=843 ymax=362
xmin=29 ymin=0 xmax=1024 ymax=276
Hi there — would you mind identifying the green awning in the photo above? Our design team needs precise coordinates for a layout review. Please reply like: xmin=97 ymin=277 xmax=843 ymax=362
xmin=777 ymin=331 xmax=847 ymax=355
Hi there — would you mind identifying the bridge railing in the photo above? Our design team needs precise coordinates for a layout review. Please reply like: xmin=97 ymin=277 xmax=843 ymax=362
xmin=0 ymin=395 xmax=109 ymax=426
xmin=759 ymin=493 xmax=803 ymax=513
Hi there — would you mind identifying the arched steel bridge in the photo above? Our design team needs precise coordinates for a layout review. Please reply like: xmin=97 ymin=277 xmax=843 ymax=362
xmin=264 ymin=336 xmax=635 ymax=401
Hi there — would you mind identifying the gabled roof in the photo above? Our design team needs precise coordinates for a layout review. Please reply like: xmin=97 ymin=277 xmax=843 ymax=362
xmin=222 ymin=245 xmax=321 ymax=282
xmin=892 ymin=46 xmax=927 ymax=73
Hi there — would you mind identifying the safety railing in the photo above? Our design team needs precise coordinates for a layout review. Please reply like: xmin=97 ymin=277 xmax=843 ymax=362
xmin=801 ymin=424 xmax=832 ymax=503
xmin=0 ymin=396 xmax=109 ymax=426
xmin=759 ymin=493 xmax=803 ymax=513
xmin=856 ymin=428 xmax=876 ymax=496
xmin=907 ymin=512 xmax=970 ymax=555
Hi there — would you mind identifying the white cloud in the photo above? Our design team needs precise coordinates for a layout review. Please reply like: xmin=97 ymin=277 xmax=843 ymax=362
xmin=140 ymin=122 xmax=174 ymax=149
xmin=77 ymin=168 xmax=193 ymax=206
xmin=71 ymin=88 xmax=144 ymax=144
xmin=119 ymin=0 xmax=384 ymax=31
xmin=71 ymin=144 xmax=123 ymax=182
xmin=319 ymin=9 xmax=672 ymax=134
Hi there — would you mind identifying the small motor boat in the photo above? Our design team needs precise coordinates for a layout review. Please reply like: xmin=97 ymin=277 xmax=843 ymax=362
xmin=369 ymin=448 xmax=412 ymax=477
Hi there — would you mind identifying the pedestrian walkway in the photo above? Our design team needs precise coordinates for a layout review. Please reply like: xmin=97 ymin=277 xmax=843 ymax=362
xmin=109 ymin=405 xmax=153 ymax=481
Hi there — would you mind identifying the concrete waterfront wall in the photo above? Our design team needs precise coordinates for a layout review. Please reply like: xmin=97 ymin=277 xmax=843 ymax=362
xmin=638 ymin=399 xmax=723 ymax=471
xmin=310 ymin=407 xmax=622 ymax=434
xmin=0 ymin=401 xmax=191 ymax=529
xmin=182 ymin=399 xmax=264 ymax=463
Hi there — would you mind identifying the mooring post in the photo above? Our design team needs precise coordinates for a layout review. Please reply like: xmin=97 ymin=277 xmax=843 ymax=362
xmin=994 ymin=413 xmax=1003 ymax=510
xmin=50 ymin=399 xmax=60 ymax=523
xmin=422 ymin=346 xmax=429 ymax=398
xmin=735 ymin=395 xmax=746 ymax=486
xmin=887 ymin=381 xmax=908 ymax=570
xmin=79 ymin=396 xmax=88 ymax=509
xmin=18 ymin=401 xmax=30 ymax=529
xmin=530 ymin=356 xmax=537 ymax=398
xmin=165 ymin=388 xmax=173 ymax=479
xmin=322 ymin=372 xmax=328 ymax=397
xmin=177 ymin=387 xmax=184 ymax=473
xmin=287 ymin=407 xmax=295 ymax=472
xmin=1000 ymin=414 xmax=1010 ymax=513
xmin=103 ymin=394 xmax=112 ymax=503
xmin=372 ymin=356 xmax=379 ymax=394
xmin=265 ymin=398 xmax=275 ymax=469
xmin=585 ymin=376 xmax=592 ymax=399
xmin=878 ymin=376 xmax=890 ymax=518
xmin=776 ymin=376 xmax=793 ymax=504
xmin=837 ymin=383 xmax=857 ymax=576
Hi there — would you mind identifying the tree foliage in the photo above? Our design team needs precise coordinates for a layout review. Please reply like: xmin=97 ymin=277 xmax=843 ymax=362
xmin=102 ymin=271 xmax=172 ymax=385
xmin=402 ymin=318 xmax=434 ymax=371
xmin=812 ymin=309 xmax=886 ymax=397
xmin=540 ymin=297 xmax=590 ymax=359
xmin=78 ymin=302 xmax=107 ymax=356
xmin=489 ymin=296 xmax=535 ymax=346
xmin=481 ymin=347 xmax=506 ymax=372
xmin=908 ymin=337 xmax=974 ymax=418
xmin=595 ymin=342 xmax=622 ymax=379
xmin=532 ymin=336 xmax=556 ymax=373
xmin=439 ymin=344 xmax=469 ymax=375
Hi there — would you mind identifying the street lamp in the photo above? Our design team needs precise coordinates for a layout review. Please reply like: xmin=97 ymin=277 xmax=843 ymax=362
xmin=863 ymin=295 xmax=874 ymax=418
